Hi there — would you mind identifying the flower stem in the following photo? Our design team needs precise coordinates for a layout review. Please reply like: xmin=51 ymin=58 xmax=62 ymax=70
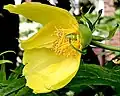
xmin=92 ymin=36 xmax=105 ymax=41
xmin=91 ymin=40 xmax=120 ymax=52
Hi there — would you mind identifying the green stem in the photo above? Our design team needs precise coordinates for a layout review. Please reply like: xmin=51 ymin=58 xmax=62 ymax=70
xmin=91 ymin=40 xmax=120 ymax=52
xmin=92 ymin=36 xmax=105 ymax=41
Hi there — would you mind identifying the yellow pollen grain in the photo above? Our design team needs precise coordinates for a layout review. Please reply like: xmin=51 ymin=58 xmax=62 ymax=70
xmin=51 ymin=27 xmax=80 ymax=57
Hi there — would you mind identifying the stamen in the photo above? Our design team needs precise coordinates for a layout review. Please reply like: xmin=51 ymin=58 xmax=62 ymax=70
xmin=51 ymin=26 xmax=80 ymax=57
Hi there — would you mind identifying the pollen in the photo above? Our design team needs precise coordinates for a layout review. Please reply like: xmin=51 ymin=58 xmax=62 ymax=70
xmin=51 ymin=27 xmax=81 ymax=57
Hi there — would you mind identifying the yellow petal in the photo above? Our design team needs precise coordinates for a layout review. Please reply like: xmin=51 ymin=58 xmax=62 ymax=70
xmin=25 ymin=74 xmax=51 ymax=93
xmin=21 ymin=21 xmax=76 ymax=50
xmin=20 ymin=22 xmax=57 ymax=50
xmin=4 ymin=2 xmax=79 ymax=50
xmin=4 ymin=2 xmax=78 ymax=26
xmin=23 ymin=48 xmax=80 ymax=93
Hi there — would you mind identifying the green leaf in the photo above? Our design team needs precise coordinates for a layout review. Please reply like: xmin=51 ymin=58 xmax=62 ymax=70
xmin=67 ymin=64 xmax=120 ymax=95
xmin=0 ymin=77 xmax=26 ymax=96
xmin=107 ymin=24 xmax=119 ymax=39
xmin=82 ymin=15 xmax=93 ymax=31
xmin=95 ymin=24 xmax=113 ymax=37
xmin=96 ymin=24 xmax=111 ymax=32
xmin=92 ymin=9 xmax=102 ymax=29
xmin=0 ymin=64 xmax=6 ymax=81
xmin=0 ymin=60 xmax=13 ymax=64
xmin=104 ymin=61 xmax=115 ymax=69
xmin=84 ymin=14 xmax=98 ymax=24
xmin=8 ymin=92 xmax=16 ymax=96
xmin=82 ymin=9 xmax=102 ymax=31
xmin=0 ymin=51 xmax=15 ymax=57
xmin=15 ymin=86 xmax=32 ymax=96
xmin=8 ymin=63 xmax=24 ymax=80
xmin=115 ymin=9 xmax=120 ymax=17
xmin=95 ymin=23 xmax=119 ymax=40
xmin=0 ymin=82 xmax=8 ymax=87
xmin=40 ymin=92 xmax=59 ymax=96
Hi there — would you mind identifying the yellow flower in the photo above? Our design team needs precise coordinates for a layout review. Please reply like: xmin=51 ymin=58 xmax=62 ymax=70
xmin=4 ymin=2 xmax=92 ymax=93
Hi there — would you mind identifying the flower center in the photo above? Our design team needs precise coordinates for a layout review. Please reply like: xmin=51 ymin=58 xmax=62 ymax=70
xmin=51 ymin=27 xmax=81 ymax=57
